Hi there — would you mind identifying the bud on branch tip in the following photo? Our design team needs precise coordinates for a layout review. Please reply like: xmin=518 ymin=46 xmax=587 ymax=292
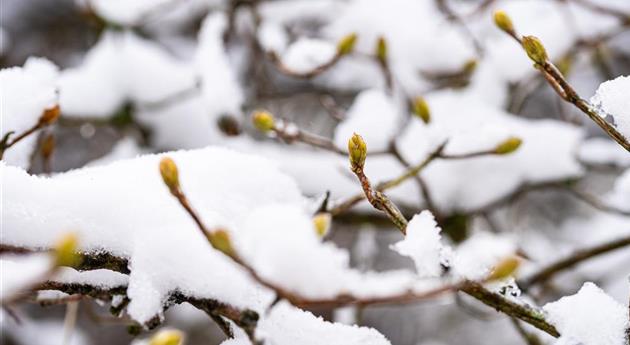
xmin=521 ymin=36 xmax=548 ymax=65
xmin=313 ymin=213 xmax=332 ymax=238
xmin=348 ymin=133 xmax=367 ymax=172
xmin=493 ymin=10 xmax=514 ymax=34
xmin=39 ymin=105 xmax=61 ymax=126
xmin=54 ymin=232 xmax=80 ymax=267
xmin=412 ymin=96 xmax=431 ymax=124
xmin=337 ymin=33 xmax=358 ymax=56
xmin=159 ymin=157 xmax=180 ymax=193
xmin=149 ymin=329 xmax=184 ymax=345
xmin=495 ymin=137 xmax=522 ymax=155
xmin=376 ymin=36 xmax=387 ymax=62
xmin=252 ymin=110 xmax=275 ymax=133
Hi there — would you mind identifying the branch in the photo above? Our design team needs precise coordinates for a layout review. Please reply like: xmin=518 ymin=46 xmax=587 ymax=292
xmin=0 ymin=105 xmax=60 ymax=160
xmin=518 ymin=234 xmax=630 ymax=290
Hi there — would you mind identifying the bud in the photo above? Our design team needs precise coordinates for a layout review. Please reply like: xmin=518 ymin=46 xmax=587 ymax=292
xmin=462 ymin=59 xmax=478 ymax=75
xmin=41 ymin=134 xmax=55 ymax=159
xmin=412 ymin=96 xmax=430 ymax=124
xmin=348 ymin=133 xmax=367 ymax=172
xmin=494 ymin=137 xmax=522 ymax=155
xmin=313 ymin=213 xmax=332 ymax=238
xmin=487 ymin=256 xmax=520 ymax=281
xmin=207 ymin=229 xmax=234 ymax=257
xmin=493 ymin=10 xmax=514 ymax=34
xmin=54 ymin=233 xmax=81 ymax=267
xmin=159 ymin=157 xmax=180 ymax=194
xmin=39 ymin=105 xmax=61 ymax=125
xmin=337 ymin=33 xmax=358 ymax=56
xmin=149 ymin=329 xmax=184 ymax=345
xmin=521 ymin=36 xmax=548 ymax=65
xmin=252 ymin=110 xmax=275 ymax=133
xmin=375 ymin=36 xmax=387 ymax=63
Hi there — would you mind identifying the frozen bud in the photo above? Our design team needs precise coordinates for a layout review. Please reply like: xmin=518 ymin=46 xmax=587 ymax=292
xmin=521 ymin=36 xmax=548 ymax=65
xmin=149 ymin=329 xmax=184 ymax=345
xmin=348 ymin=133 xmax=367 ymax=172
xmin=252 ymin=110 xmax=275 ymax=133
xmin=39 ymin=105 xmax=60 ymax=125
xmin=337 ymin=33 xmax=358 ymax=56
xmin=313 ymin=213 xmax=332 ymax=238
xmin=208 ymin=229 xmax=234 ymax=257
xmin=412 ymin=96 xmax=431 ymax=124
xmin=159 ymin=157 xmax=180 ymax=193
xmin=54 ymin=233 xmax=81 ymax=267
xmin=375 ymin=36 xmax=387 ymax=62
xmin=487 ymin=256 xmax=520 ymax=281
xmin=493 ymin=10 xmax=514 ymax=34
xmin=494 ymin=137 xmax=522 ymax=155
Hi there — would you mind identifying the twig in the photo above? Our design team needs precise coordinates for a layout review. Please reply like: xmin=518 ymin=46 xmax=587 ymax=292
xmin=519 ymin=234 xmax=630 ymax=290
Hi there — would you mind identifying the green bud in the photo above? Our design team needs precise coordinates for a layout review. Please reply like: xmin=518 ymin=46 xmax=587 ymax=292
xmin=495 ymin=137 xmax=522 ymax=155
xmin=412 ymin=96 xmax=431 ymax=124
xmin=207 ymin=229 xmax=235 ymax=257
xmin=493 ymin=10 xmax=514 ymax=34
xmin=462 ymin=59 xmax=478 ymax=75
xmin=521 ymin=36 xmax=548 ymax=65
xmin=487 ymin=256 xmax=520 ymax=281
xmin=159 ymin=157 xmax=180 ymax=194
xmin=149 ymin=329 xmax=184 ymax=345
xmin=252 ymin=110 xmax=275 ymax=133
xmin=313 ymin=213 xmax=332 ymax=238
xmin=375 ymin=36 xmax=387 ymax=63
xmin=348 ymin=133 xmax=367 ymax=172
xmin=337 ymin=33 xmax=358 ymax=56
xmin=54 ymin=233 xmax=81 ymax=267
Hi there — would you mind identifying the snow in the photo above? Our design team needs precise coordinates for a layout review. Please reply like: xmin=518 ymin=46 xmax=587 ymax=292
xmin=390 ymin=211 xmax=445 ymax=278
xmin=396 ymin=91 xmax=584 ymax=212
xmin=52 ymin=267 xmax=129 ymax=289
xmin=252 ymin=302 xmax=392 ymax=345
xmin=607 ymin=168 xmax=630 ymax=212
xmin=1 ymin=147 xmax=431 ymax=324
xmin=544 ymin=282 xmax=629 ymax=345
xmin=86 ymin=138 xmax=146 ymax=167
xmin=0 ymin=57 xmax=59 ymax=169
xmin=450 ymin=232 xmax=516 ymax=280
xmin=334 ymin=89 xmax=402 ymax=152
xmin=0 ymin=254 xmax=52 ymax=301
xmin=59 ymin=30 xmax=196 ymax=119
xmin=281 ymin=38 xmax=337 ymax=74
xmin=578 ymin=137 xmax=630 ymax=167
xmin=590 ymin=75 xmax=630 ymax=141
xmin=86 ymin=0 xmax=175 ymax=26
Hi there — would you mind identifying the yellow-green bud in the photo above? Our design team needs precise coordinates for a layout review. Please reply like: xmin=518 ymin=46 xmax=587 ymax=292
xmin=348 ymin=133 xmax=367 ymax=171
xmin=521 ymin=36 xmax=548 ymax=65
xmin=313 ymin=213 xmax=332 ymax=238
xmin=495 ymin=137 xmax=522 ymax=155
xmin=207 ymin=229 xmax=234 ymax=257
xmin=462 ymin=59 xmax=478 ymax=75
xmin=39 ymin=105 xmax=61 ymax=125
xmin=149 ymin=329 xmax=184 ymax=345
xmin=487 ymin=256 xmax=520 ymax=281
xmin=412 ymin=96 xmax=431 ymax=124
xmin=252 ymin=110 xmax=275 ymax=133
xmin=54 ymin=233 xmax=81 ymax=267
xmin=493 ymin=10 xmax=514 ymax=34
xmin=337 ymin=33 xmax=358 ymax=56
xmin=159 ymin=157 xmax=180 ymax=193
xmin=375 ymin=36 xmax=387 ymax=63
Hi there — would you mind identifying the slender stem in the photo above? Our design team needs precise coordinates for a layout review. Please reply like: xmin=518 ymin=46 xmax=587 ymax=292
xmin=519 ymin=234 xmax=630 ymax=290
